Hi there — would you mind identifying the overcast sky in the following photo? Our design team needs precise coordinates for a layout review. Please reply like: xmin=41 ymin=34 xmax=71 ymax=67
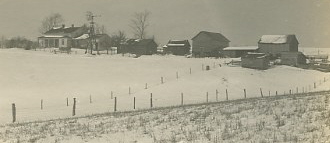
xmin=0 ymin=0 xmax=329 ymax=47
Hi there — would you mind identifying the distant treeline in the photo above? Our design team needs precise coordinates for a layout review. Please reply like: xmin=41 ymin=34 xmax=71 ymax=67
xmin=0 ymin=36 xmax=37 ymax=50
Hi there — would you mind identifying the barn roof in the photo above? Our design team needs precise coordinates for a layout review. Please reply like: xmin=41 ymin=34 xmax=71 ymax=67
xmin=191 ymin=31 xmax=230 ymax=42
xmin=259 ymin=35 xmax=299 ymax=44
xmin=223 ymin=46 xmax=259 ymax=51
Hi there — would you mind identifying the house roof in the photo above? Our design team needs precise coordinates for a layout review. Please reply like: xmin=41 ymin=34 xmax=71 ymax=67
xmin=166 ymin=40 xmax=190 ymax=47
xmin=223 ymin=46 xmax=259 ymax=51
xmin=44 ymin=27 xmax=82 ymax=35
xmin=259 ymin=35 xmax=299 ymax=44
xmin=191 ymin=31 xmax=230 ymax=42
xmin=74 ymin=34 xmax=110 ymax=40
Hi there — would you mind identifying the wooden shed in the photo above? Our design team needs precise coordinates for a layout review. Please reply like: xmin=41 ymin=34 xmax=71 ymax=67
xmin=163 ymin=40 xmax=191 ymax=55
xmin=258 ymin=35 xmax=299 ymax=58
xmin=191 ymin=31 xmax=230 ymax=57
xmin=223 ymin=46 xmax=259 ymax=58
xmin=241 ymin=53 xmax=269 ymax=70
xmin=280 ymin=52 xmax=306 ymax=66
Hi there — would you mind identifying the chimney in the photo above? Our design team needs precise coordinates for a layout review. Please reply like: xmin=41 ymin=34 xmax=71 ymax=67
xmin=71 ymin=24 xmax=74 ymax=28
xmin=62 ymin=24 xmax=65 ymax=28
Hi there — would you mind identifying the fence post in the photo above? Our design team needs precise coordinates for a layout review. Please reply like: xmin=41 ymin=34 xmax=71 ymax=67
xmin=260 ymin=88 xmax=264 ymax=97
xmin=89 ymin=95 xmax=92 ymax=103
xmin=145 ymin=83 xmax=148 ymax=89
xmin=161 ymin=77 xmax=164 ymax=84
xmin=181 ymin=93 xmax=183 ymax=106
xmin=216 ymin=89 xmax=218 ymax=101
xmin=41 ymin=99 xmax=43 ymax=110
xmin=129 ymin=87 xmax=131 ymax=95
xmin=72 ymin=98 xmax=76 ymax=116
xmin=202 ymin=64 xmax=204 ymax=71
xmin=176 ymin=72 xmax=179 ymax=79
xmin=111 ymin=91 xmax=113 ymax=99
xmin=244 ymin=89 xmax=246 ymax=99
xmin=276 ymin=91 xmax=278 ymax=96
xmin=269 ymin=91 xmax=271 ymax=96
xmin=296 ymin=87 xmax=298 ymax=94
xmin=66 ymin=97 xmax=69 ymax=106
xmin=206 ymin=92 xmax=209 ymax=103
xmin=114 ymin=97 xmax=117 ymax=112
xmin=226 ymin=89 xmax=228 ymax=101
xmin=289 ymin=90 xmax=292 ymax=95
xmin=314 ymin=82 xmax=316 ymax=88
xmin=150 ymin=93 xmax=153 ymax=108
xmin=12 ymin=103 xmax=16 ymax=123
xmin=190 ymin=68 xmax=192 ymax=74
xmin=133 ymin=97 xmax=136 ymax=109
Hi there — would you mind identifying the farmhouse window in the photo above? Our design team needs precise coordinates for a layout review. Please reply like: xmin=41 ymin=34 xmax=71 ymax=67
xmin=62 ymin=39 xmax=65 ymax=45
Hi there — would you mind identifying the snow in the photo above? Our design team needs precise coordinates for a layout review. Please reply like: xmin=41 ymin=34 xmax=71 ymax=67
xmin=259 ymin=35 xmax=288 ymax=44
xmin=223 ymin=46 xmax=259 ymax=51
xmin=0 ymin=48 xmax=329 ymax=125
xmin=40 ymin=35 xmax=66 ymax=38
xmin=74 ymin=34 xmax=89 ymax=40
xmin=167 ymin=44 xmax=185 ymax=46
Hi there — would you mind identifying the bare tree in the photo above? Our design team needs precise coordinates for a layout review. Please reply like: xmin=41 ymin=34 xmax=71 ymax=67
xmin=130 ymin=10 xmax=151 ymax=39
xmin=39 ymin=13 xmax=64 ymax=34
xmin=95 ymin=24 xmax=108 ymax=34
xmin=0 ymin=36 xmax=6 ymax=48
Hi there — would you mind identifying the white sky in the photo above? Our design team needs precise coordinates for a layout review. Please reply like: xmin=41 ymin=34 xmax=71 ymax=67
xmin=0 ymin=0 xmax=329 ymax=47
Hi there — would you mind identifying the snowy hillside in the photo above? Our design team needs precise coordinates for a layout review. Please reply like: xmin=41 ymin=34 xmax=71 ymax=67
xmin=0 ymin=48 xmax=329 ymax=124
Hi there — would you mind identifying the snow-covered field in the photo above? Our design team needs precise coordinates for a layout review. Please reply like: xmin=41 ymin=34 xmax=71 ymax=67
xmin=1 ymin=91 xmax=330 ymax=143
xmin=0 ymin=48 xmax=329 ymax=125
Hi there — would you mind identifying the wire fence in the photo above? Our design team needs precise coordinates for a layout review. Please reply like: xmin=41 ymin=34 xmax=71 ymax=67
xmin=3 ymin=59 xmax=330 ymax=125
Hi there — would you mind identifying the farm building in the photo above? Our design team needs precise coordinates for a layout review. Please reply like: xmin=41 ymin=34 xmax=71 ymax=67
xmin=38 ymin=24 xmax=87 ymax=51
xmin=74 ymin=33 xmax=111 ymax=51
xmin=305 ymin=55 xmax=329 ymax=64
xmin=163 ymin=40 xmax=191 ymax=55
xmin=258 ymin=35 xmax=299 ymax=57
xmin=280 ymin=52 xmax=306 ymax=66
xmin=223 ymin=46 xmax=259 ymax=58
xmin=191 ymin=31 xmax=230 ymax=57
xmin=241 ymin=53 xmax=269 ymax=70
xmin=120 ymin=39 xmax=157 ymax=55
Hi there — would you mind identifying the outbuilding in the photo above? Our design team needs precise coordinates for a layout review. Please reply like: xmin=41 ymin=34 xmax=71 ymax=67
xmin=241 ymin=53 xmax=269 ymax=70
xmin=223 ymin=46 xmax=259 ymax=58
xmin=258 ymin=35 xmax=299 ymax=58
xmin=280 ymin=52 xmax=306 ymax=66
xmin=163 ymin=40 xmax=191 ymax=55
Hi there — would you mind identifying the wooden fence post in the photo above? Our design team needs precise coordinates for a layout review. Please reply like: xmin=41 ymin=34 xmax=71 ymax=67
xmin=268 ymin=91 xmax=271 ymax=96
xmin=66 ymin=97 xmax=69 ymax=106
xmin=89 ymin=95 xmax=92 ymax=103
xmin=289 ymin=90 xmax=292 ymax=95
xmin=150 ymin=93 xmax=153 ymax=108
xmin=161 ymin=77 xmax=164 ymax=84
xmin=129 ymin=87 xmax=131 ymax=95
xmin=244 ymin=89 xmax=246 ymax=99
xmin=216 ymin=89 xmax=218 ymax=101
xmin=189 ymin=68 xmax=192 ymax=74
xmin=296 ymin=87 xmax=298 ymax=94
xmin=226 ymin=89 xmax=228 ymax=101
xmin=314 ymin=82 xmax=316 ymax=88
xmin=145 ymin=83 xmax=148 ymax=89
xmin=72 ymin=98 xmax=76 ymax=116
xmin=12 ymin=103 xmax=16 ymax=123
xmin=114 ymin=97 xmax=117 ymax=112
xmin=260 ymin=88 xmax=264 ymax=97
xmin=276 ymin=91 xmax=278 ymax=96
xmin=181 ymin=93 xmax=183 ymax=106
xmin=41 ymin=99 xmax=43 ymax=110
xmin=206 ymin=92 xmax=209 ymax=103
xmin=176 ymin=72 xmax=179 ymax=79
xmin=133 ymin=97 xmax=136 ymax=109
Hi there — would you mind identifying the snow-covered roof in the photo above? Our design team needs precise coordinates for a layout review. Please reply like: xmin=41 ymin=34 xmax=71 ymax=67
xmin=74 ymin=34 xmax=89 ymax=40
xmin=259 ymin=35 xmax=288 ymax=44
xmin=223 ymin=46 xmax=259 ymax=51
xmin=167 ymin=44 xmax=185 ymax=46
xmin=40 ymin=35 xmax=66 ymax=38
